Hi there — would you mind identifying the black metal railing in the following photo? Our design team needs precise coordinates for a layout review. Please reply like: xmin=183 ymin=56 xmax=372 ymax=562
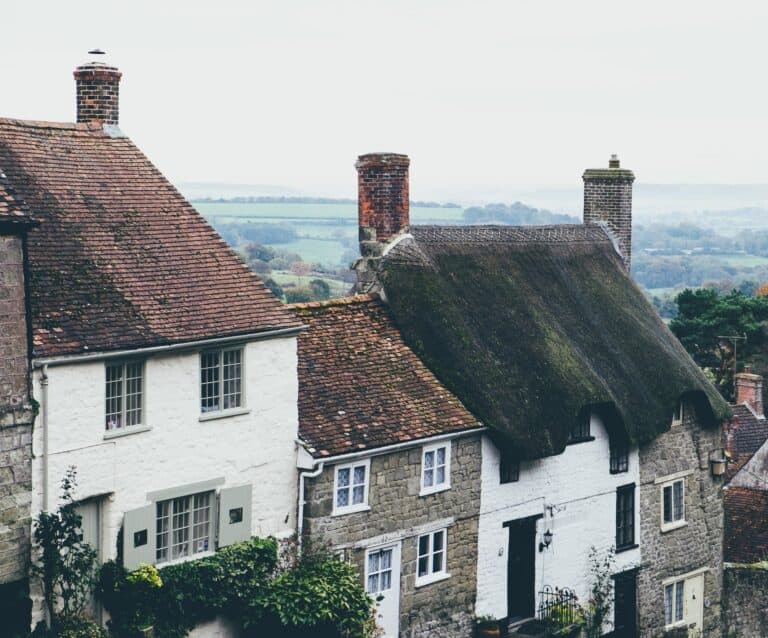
xmin=537 ymin=586 xmax=579 ymax=636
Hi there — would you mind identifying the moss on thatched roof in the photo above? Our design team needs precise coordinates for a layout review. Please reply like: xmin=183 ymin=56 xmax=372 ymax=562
xmin=381 ymin=225 xmax=730 ymax=459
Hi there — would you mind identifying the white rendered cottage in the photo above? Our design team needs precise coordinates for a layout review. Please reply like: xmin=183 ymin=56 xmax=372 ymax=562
xmin=0 ymin=56 xmax=303 ymax=628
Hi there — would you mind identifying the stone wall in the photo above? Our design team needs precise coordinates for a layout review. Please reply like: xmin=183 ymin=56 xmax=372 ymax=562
xmin=637 ymin=399 xmax=724 ymax=637
xmin=0 ymin=234 xmax=32 ymax=587
xmin=722 ymin=566 xmax=768 ymax=637
xmin=303 ymin=433 xmax=482 ymax=638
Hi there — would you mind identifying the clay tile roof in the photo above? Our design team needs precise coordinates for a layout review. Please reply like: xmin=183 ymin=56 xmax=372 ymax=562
xmin=724 ymin=487 xmax=768 ymax=563
xmin=0 ymin=118 xmax=300 ymax=356
xmin=0 ymin=169 xmax=34 ymax=228
xmin=293 ymin=294 xmax=481 ymax=457
xmin=731 ymin=403 xmax=768 ymax=457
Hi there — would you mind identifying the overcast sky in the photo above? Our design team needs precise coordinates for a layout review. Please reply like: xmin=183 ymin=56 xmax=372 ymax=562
xmin=3 ymin=1 xmax=768 ymax=200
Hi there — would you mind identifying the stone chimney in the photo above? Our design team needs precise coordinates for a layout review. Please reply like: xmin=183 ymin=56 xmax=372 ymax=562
xmin=583 ymin=155 xmax=635 ymax=269
xmin=353 ymin=153 xmax=410 ymax=293
xmin=74 ymin=51 xmax=122 ymax=125
xmin=735 ymin=365 xmax=764 ymax=418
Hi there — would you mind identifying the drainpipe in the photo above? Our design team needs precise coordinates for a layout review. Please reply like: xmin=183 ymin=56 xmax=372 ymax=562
xmin=297 ymin=461 xmax=324 ymax=543
xmin=40 ymin=364 xmax=49 ymax=512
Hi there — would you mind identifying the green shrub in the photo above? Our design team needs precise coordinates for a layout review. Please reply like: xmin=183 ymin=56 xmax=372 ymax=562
xmin=98 ymin=536 xmax=377 ymax=638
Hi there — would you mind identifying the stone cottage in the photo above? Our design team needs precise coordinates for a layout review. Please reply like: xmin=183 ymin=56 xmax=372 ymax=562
xmin=293 ymin=295 xmax=483 ymax=638
xmin=352 ymin=152 xmax=729 ymax=636
xmin=0 ymin=55 xmax=304 ymax=632
xmin=0 ymin=172 xmax=35 ymax=634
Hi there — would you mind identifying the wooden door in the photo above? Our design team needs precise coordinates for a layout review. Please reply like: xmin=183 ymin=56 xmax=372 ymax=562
xmin=507 ymin=517 xmax=537 ymax=621
xmin=366 ymin=543 xmax=401 ymax=638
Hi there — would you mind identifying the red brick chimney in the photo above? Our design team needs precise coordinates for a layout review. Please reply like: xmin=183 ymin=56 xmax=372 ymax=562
xmin=735 ymin=366 xmax=764 ymax=418
xmin=356 ymin=153 xmax=410 ymax=253
xmin=74 ymin=51 xmax=122 ymax=125
xmin=583 ymin=155 xmax=635 ymax=269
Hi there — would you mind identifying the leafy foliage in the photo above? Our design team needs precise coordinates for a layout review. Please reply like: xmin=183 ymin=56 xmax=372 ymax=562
xmin=98 ymin=537 xmax=376 ymax=638
xmin=671 ymin=288 xmax=768 ymax=399
xmin=32 ymin=468 xmax=98 ymax=627
xmin=580 ymin=546 xmax=615 ymax=638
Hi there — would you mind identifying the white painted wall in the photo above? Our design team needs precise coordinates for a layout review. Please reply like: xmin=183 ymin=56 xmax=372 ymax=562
xmin=30 ymin=337 xmax=299 ymax=625
xmin=475 ymin=414 xmax=640 ymax=621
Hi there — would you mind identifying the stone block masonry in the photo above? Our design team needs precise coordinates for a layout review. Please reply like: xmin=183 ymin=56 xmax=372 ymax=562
xmin=722 ymin=567 xmax=768 ymax=637
xmin=303 ymin=434 xmax=482 ymax=638
xmin=637 ymin=400 xmax=723 ymax=637
xmin=0 ymin=234 xmax=33 ymax=594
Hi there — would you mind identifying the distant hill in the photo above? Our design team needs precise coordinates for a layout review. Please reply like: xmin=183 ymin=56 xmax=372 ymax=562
xmin=190 ymin=195 xmax=460 ymax=208
xmin=463 ymin=202 xmax=578 ymax=225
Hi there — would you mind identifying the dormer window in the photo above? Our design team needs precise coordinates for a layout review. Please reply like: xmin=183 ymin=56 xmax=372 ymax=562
xmin=568 ymin=412 xmax=593 ymax=444
xmin=672 ymin=400 xmax=683 ymax=425
xmin=610 ymin=442 xmax=629 ymax=474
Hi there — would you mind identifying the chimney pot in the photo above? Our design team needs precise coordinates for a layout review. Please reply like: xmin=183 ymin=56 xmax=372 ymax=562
xmin=74 ymin=53 xmax=121 ymax=125
xmin=609 ymin=154 xmax=620 ymax=168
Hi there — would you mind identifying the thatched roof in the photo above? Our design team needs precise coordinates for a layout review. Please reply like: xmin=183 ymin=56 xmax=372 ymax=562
xmin=380 ymin=224 xmax=730 ymax=459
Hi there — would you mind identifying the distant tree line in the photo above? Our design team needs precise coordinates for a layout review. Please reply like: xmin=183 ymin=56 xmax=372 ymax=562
xmin=463 ymin=202 xmax=578 ymax=225
xmin=193 ymin=196 xmax=459 ymax=208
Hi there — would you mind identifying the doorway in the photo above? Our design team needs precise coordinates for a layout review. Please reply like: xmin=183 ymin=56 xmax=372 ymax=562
xmin=75 ymin=498 xmax=102 ymax=623
xmin=365 ymin=542 xmax=401 ymax=638
xmin=613 ymin=569 xmax=638 ymax=637
xmin=505 ymin=516 xmax=539 ymax=622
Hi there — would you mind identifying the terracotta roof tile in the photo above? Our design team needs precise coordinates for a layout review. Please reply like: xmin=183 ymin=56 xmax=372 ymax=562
xmin=293 ymin=294 xmax=481 ymax=457
xmin=0 ymin=118 xmax=300 ymax=356
xmin=725 ymin=487 xmax=768 ymax=563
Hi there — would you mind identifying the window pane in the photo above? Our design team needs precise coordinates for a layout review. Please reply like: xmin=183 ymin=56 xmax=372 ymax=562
xmin=424 ymin=451 xmax=434 ymax=469
xmin=436 ymin=466 xmax=446 ymax=485
xmin=436 ymin=447 xmax=446 ymax=465
xmin=380 ymin=549 xmax=391 ymax=570
xmin=380 ymin=569 xmax=391 ymax=591
xmin=673 ymin=481 xmax=684 ymax=521
xmin=418 ymin=534 xmax=429 ymax=558
xmin=432 ymin=550 xmax=444 ymax=573
xmin=418 ymin=555 xmax=429 ymax=577
xmin=337 ymin=468 xmax=350 ymax=488
xmin=352 ymin=485 xmax=364 ymax=505
xmin=222 ymin=349 xmax=242 ymax=409
xmin=367 ymin=574 xmax=378 ymax=594
xmin=105 ymin=363 xmax=123 ymax=430
xmin=336 ymin=487 xmax=349 ymax=508
xmin=664 ymin=584 xmax=673 ymax=625
xmin=663 ymin=486 xmax=672 ymax=523
xmin=200 ymin=352 xmax=220 ymax=412
xmin=125 ymin=362 xmax=143 ymax=426
xmin=675 ymin=582 xmax=684 ymax=622
xmin=433 ymin=530 xmax=444 ymax=552
xmin=353 ymin=465 xmax=366 ymax=486
xmin=423 ymin=469 xmax=434 ymax=487
xmin=368 ymin=551 xmax=380 ymax=573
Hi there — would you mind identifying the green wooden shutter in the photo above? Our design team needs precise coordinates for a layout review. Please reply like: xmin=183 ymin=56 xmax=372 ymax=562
xmin=123 ymin=503 xmax=155 ymax=570
xmin=218 ymin=484 xmax=252 ymax=548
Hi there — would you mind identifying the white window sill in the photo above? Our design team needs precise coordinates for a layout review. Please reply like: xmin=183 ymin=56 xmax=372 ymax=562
xmin=331 ymin=504 xmax=371 ymax=517
xmin=661 ymin=519 xmax=687 ymax=533
xmin=103 ymin=424 xmax=152 ymax=440
xmin=199 ymin=407 xmax=251 ymax=422
xmin=415 ymin=572 xmax=451 ymax=588
xmin=419 ymin=483 xmax=451 ymax=497
xmin=156 ymin=549 xmax=215 ymax=568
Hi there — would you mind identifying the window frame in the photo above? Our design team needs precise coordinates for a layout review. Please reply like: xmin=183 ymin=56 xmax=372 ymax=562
xmin=615 ymin=483 xmax=636 ymax=551
xmin=199 ymin=346 xmax=245 ymax=416
xmin=332 ymin=459 xmax=371 ymax=516
xmin=663 ymin=579 xmax=686 ymax=629
xmin=420 ymin=442 xmax=452 ymax=496
xmin=660 ymin=477 xmax=686 ymax=532
xmin=610 ymin=442 xmax=629 ymax=474
xmin=105 ymin=359 xmax=145 ymax=432
xmin=415 ymin=528 xmax=449 ymax=587
xmin=500 ymin=454 xmax=520 ymax=484
xmin=567 ymin=411 xmax=594 ymax=444
xmin=672 ymin=400 xmax=683 ymax=425
xmin=155 ymin=489 xmax=215 ymax=566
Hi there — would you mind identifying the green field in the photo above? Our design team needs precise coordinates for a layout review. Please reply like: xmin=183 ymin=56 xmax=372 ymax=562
xmin=195 ymin=201 xmax=465 ymax=267
xmin=718 ymin=254 xmax=768 ymax=267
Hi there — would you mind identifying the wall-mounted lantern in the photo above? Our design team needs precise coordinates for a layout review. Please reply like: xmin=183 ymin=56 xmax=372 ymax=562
xmin=539 ymin=529 xmax=553 ymax=552
xmin=709 ymin=448 xmax=728 ymax=477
